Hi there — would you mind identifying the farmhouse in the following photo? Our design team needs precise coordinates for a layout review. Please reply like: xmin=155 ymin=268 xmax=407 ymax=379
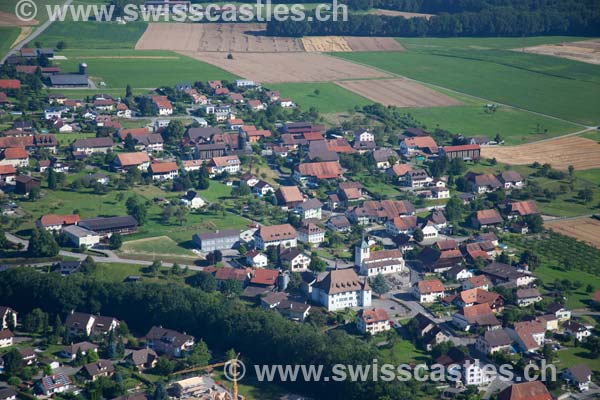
xmin=294 ymin=161 xmax=343 ymax=183
xmin=465 ymin=172 xmax=502 ymax=193
xmin=294 ymin=198 xmax=323 ymax=220
xmin=113 ymin=152 xmax=150 ymax=172
xmin=399 ymin=136 xmax=438 ymax=155
xmin=506 ymin=200 xmax=540 ymax=218
xmin=349 ymin=200 xmax=415 ymax=224
xmin=78 ymin=216 xmax=138 ymax=237
xmin=311 ymin=268 xmax=371 ymax=311
xmin=36 ymin=214 xmax=80 ymax=231
xmin=134 ymin=134 xmax=164 ymax=152
xmin=498 ymin=170 xmax=523 ymax=189
xmin=255 ymin=224 xmax=297 ymax=250
xmin=149 ymin=161 xmax=179 ymax=181
xmin=0 ymin=147 xmax=28 ymax=167
xmin=472 ymin=209 xmax=503 ymax=229
xmin=72 ymin=137 xmax=113 ymax=154
xmin=441 ymin=144 xmax=481 ymax=160
xmin=515 ymin=288 xmax=542 ymax=307
xmin=481 ymin=262 xmax=535 ymax=287
xmin=50 ymin=74 xmax=89 ymax=88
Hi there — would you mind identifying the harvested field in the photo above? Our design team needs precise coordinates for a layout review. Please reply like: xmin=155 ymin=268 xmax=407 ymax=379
xmin=302 ymin=36 xmax=404 ymax=52
xmin=302 ymin=36 xmax=352 ymax=52
xmin=335 ymin=78 xmax=462 ymax=108
xmin=370 ymin=9 xmax=434 ymax=19
xmin=481 ymin=136 xmax=600 ymax=171
xmin=517 ymin=40 xmax=600 ymax=65
xmin=545 ymin=217 xmax=600 ymax=249
xmin=136 ymin=22 xmax=303 ymax=52
xmin=0 ymin=11 xmax=38 ymax=26
xmin=179 ymin=51 xmax=390 ymax=83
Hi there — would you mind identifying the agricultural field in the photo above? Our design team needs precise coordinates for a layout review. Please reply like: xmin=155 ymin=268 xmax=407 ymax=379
xmin=302 ymin=36 xmax=404 ymax=52
xmin=36 ymin=20 xmax=148 ymax=49
xmin=51 ymin=49 xmax=238 ymax=88
xmin=369 ymin=9 xmax=433 ymax=19
xmin=545 ymin=218 xmax=600 ymax=249
xmin=336 ymin=78 xmax=463 ymax=108
xmin=0 ymin=27 xmax=19 ymax=59
xmin=481 ymin=136 xmax=600 ymax=171
xmin=179 ymin=51 xmax=389 ymax=83
xmin=517 ymin=39 xmax=600 ymax=65
xmin=334 ymin=48 xmax=600 ymax=126
xmin=268 ymin=82 xmax=371 ymax=113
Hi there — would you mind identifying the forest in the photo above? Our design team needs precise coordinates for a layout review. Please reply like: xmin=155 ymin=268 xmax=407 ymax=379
xmin=0 ymin=268 xmax=424 ymax=400
xmin=266 ymin=0 xmax=600 ymax=37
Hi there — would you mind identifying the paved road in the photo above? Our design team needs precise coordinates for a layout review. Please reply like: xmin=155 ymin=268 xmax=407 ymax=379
xmin=4 ymin=233 xmax=204 ymax=271
xmin=1 ymin=0 xmax=74 ymax=64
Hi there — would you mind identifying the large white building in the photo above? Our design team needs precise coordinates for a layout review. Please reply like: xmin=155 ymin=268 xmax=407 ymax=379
xmin=311 ymin=269 xmax=371 ymax=311
xmin=355 ymin=239 xmax=405 ymax=277
xmin=254 ymin=224 xmax=297 ymax=250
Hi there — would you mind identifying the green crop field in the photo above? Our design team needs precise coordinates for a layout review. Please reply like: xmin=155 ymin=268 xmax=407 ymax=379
xmin=51 ymin=49 xmax=238 ymax=88
xmin=334 ymin=47 xmax=600 ymax=126
xmin=268 ymin=82 xmax=371 ymax=113
xmin=401 ymin=89 xmax=580 ymax=144
xmin=396 ymin=36 xmax=588 ymax=51
xmin=35 ymin=20 xmax=148 ymax=49
xmin=0 ymin=27 xmax=19 ymax=60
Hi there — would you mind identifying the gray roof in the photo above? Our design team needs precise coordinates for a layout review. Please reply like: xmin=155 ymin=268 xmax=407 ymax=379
xmin=73 ymin=137 xmax=113 ymax=148
xmin=79 ymin=216 xmax=138 ymax=231
xmin=63 ymin=225 xmax=97 ymax=238
xmin=50 ymin=74 xmax=89 ymax=86
xmin=193 ymin=229 xmax=240 ymax=241
xmin=483 ymin=328 xmax=512 ymax=347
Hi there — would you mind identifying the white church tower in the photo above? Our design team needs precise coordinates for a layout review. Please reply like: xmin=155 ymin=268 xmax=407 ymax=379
xmin=355 ymin=236 xmax=370 ymax=267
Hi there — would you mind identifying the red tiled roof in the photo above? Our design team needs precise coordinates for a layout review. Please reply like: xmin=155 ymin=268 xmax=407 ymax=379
xmin=250 ymin=269 xmax=279 ymax=286
xmin=443 ymin=144 xmax=480 ymax=152
xmin=152 ymin=95 xmax=172 ymax=110
xmin=2 ymin=147 xmax=28 ymax=159
xmin=360 ymin=308 xmax=389 ymax=324
xmin=0 ymin=79 xmax=21 ymax=90
xmin=116 ymin=152 xmax=150 ymax=167
xmin=417 ymin=279 xmax=444 ymax=294
xmin=258 ymin=224 xmax=296 ymax=242
xmin=39 ymin=214 xmax=80 ymax=227
xmin=509 ymin=200 xmax=539 ymax=216
xmin=0 ymin=165 xmax=16 ymax=175
xmin=297 ymin=161 xmax=343 ymax=180
xmin=404 ymin=136 xmax=438 ymax=153
xmin=149 ymin=161 xmax=178 ymax=174
xmin=277 ymin=186 xmax=304 ymax=204
xmin=498 ymin=381 xmax=552 ymax=400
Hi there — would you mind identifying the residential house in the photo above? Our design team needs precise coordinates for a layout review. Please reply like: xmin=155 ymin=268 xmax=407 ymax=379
xmin=509 ymin=320 xmax=545 ymax=352
xmin=399 ymin=136 xmax=438 ymax=155
xmin=563 ymin=364 xmax=592 ymax=392
xmin=72 ymin=137 xmax=113 ymax=154
xmin=481 ymin=262 xmax=535 ymax=287
xmin=355 ymin=239 xmax=405 ymax=277
xmin=465 ymin=172 xmax=502 ymax=194
xmin=249 ymin=269 xmax=279 ymax=289
xmin=293 ymin=161 xmax=343 ymax=183
xmin=0 ymin=165 xmax=16 ymax=186
xmin=208 ymin=155 xmax=240 ymax=176
xmin=36 ymin=214 xmax=80 ymax=231
xmin=337 ymin=181 xmax=363 ymax=205
xmin=297 ymin=223 xmax=325 ymax=245
xmin=181 ymin=190 xmax=206 ymax=209
xmin=149 ymin=161 xmax=179 ymax=181
xmin=349 ymin=200 xmax=415 ymax=225
xmin=245 ymin=250 xmax=268 ymax=268
xmin=354 ymin=129 xmax=374 ymax=143
xmin=65 ymin=311 xmax=119 ymax=337
xmin=253 ymin=180 xmax=274 ymax=196
xmin=152 ymin=96 xmax=173 ymax=116
xmin=443 ymin=265 xmax=473 ymax=281
xmin=475 ymin=328 xmax=513 ymax=355
xmin=357 ymin=308 xmax=390 ymax=335
xmin=294 ymin=198 xmax=323 ymax=220
xmin=497 ymin=381 xmax=551 ymax=400
xmin=563 ymin=320 xmax=591 ymax=341
xmin=452 ymin=303 xmax=500 ymax=331
xmin=326 ymin=215 xmax=351 ymax=233
xmin=192 ymin=229 xmax=239 ymax=251
xmin=280 ymin=248 xmax=311 ymax=272
xmin=406 ymin=169 xmax=433 ymax=188
xmin=0 ymin=330 xmax=14 ymax=348
xmin=145 ymin=326 xmax=194 ymax=357
xmin=515 ymin=288 xmax=542 ymax=307
xmin=83 ymin=360 xmax=115 ymax=381
xmin=463 ymin=275 xmax=491 ymax=291
xmin=134 ymin=134 xmax=164 ymax=152
xmin=506 ymin=200 xmax=540 ymax=219
xmin=372 ymin=148 xmax=398 ymax=169
xmin=472 ymin=209 xmax=503 ymax=229
xmin=452 ymin=288 xmax=504 ymax=312
xmin=126 ymin=348 xmax=158 ymax=372
xmin=385 ymin=216 xmax=418 ymax=237
xmin=0 ymin=388 xmax=16 ymax=400
xmin=311 ymin=269 xmax=371 ymax=311
xmin=61 ymin=342 xmax=98 ymax=360
xmin=254 ymin=224 xmax=297 ymax=250
xmin=37 ymin=374 xmax=73 ymax=396
xmin=498 ymin=171 xmax=523 ymax=189
xmin=547 ymin=303 xmax=571 ymax=322
xmin=412 ymin=280 xmax=445 ymax=303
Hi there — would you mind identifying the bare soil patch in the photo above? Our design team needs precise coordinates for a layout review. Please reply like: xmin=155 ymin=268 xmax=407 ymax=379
xmin=335 ymin=78 xmax=462 ymax=108
xmin=370 ymin=9 xmax=434 ymax=19
xmin=545 ymin=217 xmax=600 ymax=249
xmin=302 ymin=36 xmax=352 ymax=52
xmin=516 ymin=40 xmax=600 ymax=65
xmin=179 ymin=51 xmax=390 ymax=83
xmin=0 ymin=11 xmax=38 ymax=26
xmin=343 ymin=36 xmax=404 ymax=52
xmin=482 ymin=136 xmax=600 ymax=171
xmin=136 ymin=22 xmax=304 ymax=52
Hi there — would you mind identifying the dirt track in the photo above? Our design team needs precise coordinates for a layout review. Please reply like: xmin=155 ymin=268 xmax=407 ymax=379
xmin=336 ymin=78 xmax=462 ymax=108
xmin=516 ymin=40 xmax=600 ymax=65
xmin=545 ymin=218 xmax=600 ymax=249
xmin=136 ymin=22 xmax=304 ymax=52
xmin=481 ymin=136 xmax=600 ymax=170
xmin=370 ymin=9 xmax=434 ymax=19
xmin=179 ymin=51 xmax=391 ymax=82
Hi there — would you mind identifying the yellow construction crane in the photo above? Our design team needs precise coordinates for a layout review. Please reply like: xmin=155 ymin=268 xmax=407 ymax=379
xmin=173 ymin=353 xmax=242 ymax=400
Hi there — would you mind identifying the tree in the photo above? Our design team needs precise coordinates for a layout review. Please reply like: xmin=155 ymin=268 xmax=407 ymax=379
xmin=163 ymin=120 xmax=185 ymax=145
xmin=524 ymin=214 xmax=543 ymax=233
xmin=309 ymin=255 xmax=327 ymax=272
xmin=174 ymin=206 xmax=187 ymax=226
xmin=568 ymin=165 xmax=575 ymax=177
xmin=197 ymin=166 xmax=210 ymax=190
xmin=125 ymin=84 xmax=133 ymax=98
xmin=48 ymin=167 xmax=57 ymax=189
xmin=28 ymin=228 xmax=59 ymax=257
xmin=370 ymin=274 xmax=390 ymax=295
xmin=22 ymin=308 xmax=48 ymax=333
xmin=81 ymin=256 xmax=97 ymax=274
xmin=29 ymin=186 xmax=41 ymax=201
xmin=124 ymin=133 xmax=135 ymax=151
xmin=109 ymin=233 xmax=122 ymax=250
xmin=56 ymin=41 xmax=67 ymax=50
xmin=3 ymin=348 xmax=24 ymax=376
xmin=187 ymin=339 xmax=210 ymax=367
xmin=186 ymin=272 xmax=217 ymax=292
xmin=578 ymin=187 xmax=594 ymax=203
xmin=444 ymin=197 xmax=463 ymax=221
xmin=413 ymin=228 xmax=424 ymax=243
xmin=154 ymin=357 xmax=175 ymax=375
xmin=125 ymin=196 xmax=147 ymax=225
xmin=148 ymin=260 xmax=161 ymax=276
xmin=221 ymin=279 xmax=242 ymax=297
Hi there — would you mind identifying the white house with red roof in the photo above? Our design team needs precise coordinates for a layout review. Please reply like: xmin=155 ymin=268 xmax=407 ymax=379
xmin=152 ymin=96 xmax=173 ymax=116
xmin=357 ymin=308 xmax=390 ymax=335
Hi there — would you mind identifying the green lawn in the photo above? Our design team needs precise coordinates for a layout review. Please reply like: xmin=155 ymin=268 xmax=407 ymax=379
xmin=575 ymin=168 xmax=600 ymax=186
xmin=89 ymin=262 xmax=193 ymax=283
xmin=35 ymin=20 xmax=148 ymax=49
xmin=334 ymin=48 xmax=600 ymax=126
xmin=268 ymin=82 xmax=372 ymax=114
xmin=580 ymin=130 xmax=600 ymax=142
xmin=0 ymin=27 xmax=19 ymax=59
xmin=402 ymin=88 xmax=580 ymax=144
xmin=534 ymin=265 xmax=600 ymax=309
xmin=120 ymin=236 xmax=196 ymax=257
xmin=556 ymin=346 xmax=600 ymax=373
xmin=52 ymin=49 xmax=238 ymax=89
xmin=54 ymin=132 xmax=96 ymax=145
xmin=378 ymin=339 xmax=428 ymax=365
